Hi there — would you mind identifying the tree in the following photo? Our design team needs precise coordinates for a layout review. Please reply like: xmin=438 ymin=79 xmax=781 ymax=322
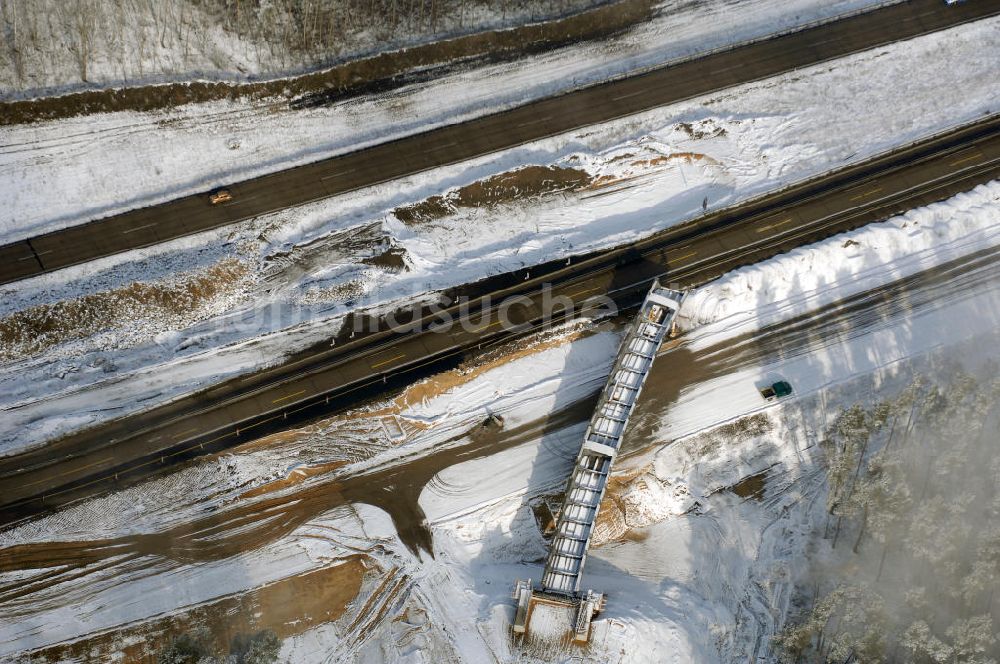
xmin=945 ymin=615 xmax=997 ymax=662
xmin=865 ymin=449 xmax=911 ymax=544
xmin=229 ymin=629 xmax=281 ymax=664
xmin=158 ymin=628 xmax=216 ymax=664
xmin=961 ymin=528 xmax=1000 ymax=606
xmin=900 ymin=620 xmax=953 ymax=663
xmin=72 ymin=0 xmax=97 ymax=82
xmin=158 ymin=628 xmax=281 ymax=664
xmin=775 ymin=586 xmax=886 ymax=663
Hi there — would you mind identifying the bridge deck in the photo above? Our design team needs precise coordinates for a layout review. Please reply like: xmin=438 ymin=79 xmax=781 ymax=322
xmin=540 ymin=280 xmax=684 ymax=596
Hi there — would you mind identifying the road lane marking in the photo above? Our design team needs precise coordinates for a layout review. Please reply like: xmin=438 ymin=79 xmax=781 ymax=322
xmin=567 ymin=285 xmax=603 ymax=299
xmin=477 ymin=318 xmax=504 ymax=331
xmin=612 ymin=90 xmax=644 ymax=101
xmin=272 ymin=389 xmax=306 ymax=404
xmin=371 ymin=353 xmax=406 ymax=370
xmin=24 ymin=457 xmax=112 ymax=487
xmin=206 ymin=430 xmax=236 ymax=445
xmin=849 ymin=186 xmax=883 ymax=201
xmin=950 ymin=151 xmax=983 ymax=167
xmin=669 ymin=251 xmax=698 ymax=262
xmin=171 ymin=428 xmax=197 ymax=440
xmin=57 ymin=457 xmax=112 ymax=478
xmin=321 ymin=170 xmax=353 ymax=181
xmin=122 ymin=223 xmax=158 ymax=235
xmin=756 ymin=217 xmax=793 ymax=233
xmin=517 ymin=117 xmax=550 ymax=128
xmin=428 ymin=142 xmax=457 ymax=151
xmin=236 ymin=413 xmax=283 ymax=433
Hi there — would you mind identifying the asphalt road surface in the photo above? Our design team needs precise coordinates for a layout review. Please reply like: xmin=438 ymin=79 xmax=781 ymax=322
xmin=2 ymin=114 xmax=998 ymax=525
xmin=1 ymin=0 xmax=998 ymax=285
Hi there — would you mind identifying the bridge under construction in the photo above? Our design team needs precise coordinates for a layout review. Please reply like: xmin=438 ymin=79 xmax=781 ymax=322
xmin=512 ymin=279 xmax=684 ymax=643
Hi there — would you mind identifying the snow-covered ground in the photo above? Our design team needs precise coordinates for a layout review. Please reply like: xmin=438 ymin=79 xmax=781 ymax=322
xmin=3 ymin=1 xmax=999 ymax=660
xmin=0 ymin=0 xmax=602 ymax=97
xmin=3 ymin=177 xmax=1000 ymax=661
xmin=2 ymin=15 xmax=998 ymax=456
xmin=0 ymin=0 xmax=897 ymax=242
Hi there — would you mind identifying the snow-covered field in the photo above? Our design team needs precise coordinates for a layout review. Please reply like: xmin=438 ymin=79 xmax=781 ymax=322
xmin=2 ymin=15 xmax=998 ymax=456
xmin=0 ymin=0 xmax=896 ymax=242
xmin=3 ymin=179 xmax=1000 ymax=661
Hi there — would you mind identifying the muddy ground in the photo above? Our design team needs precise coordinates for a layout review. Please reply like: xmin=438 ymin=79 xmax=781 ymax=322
xmin=19 ymin=558 xmax=370 ymax=663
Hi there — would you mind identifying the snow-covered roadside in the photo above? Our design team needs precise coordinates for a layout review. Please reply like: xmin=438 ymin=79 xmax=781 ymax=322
xmin=664 ymin=180 xmax=1000 ymax=439
xmin=2 ymin=15 xmax=999 ymax=456
xmin=6 ymin=181 xmax=1000 ymax=661
xmin=0 ymin=0 xmax=896 ymax=242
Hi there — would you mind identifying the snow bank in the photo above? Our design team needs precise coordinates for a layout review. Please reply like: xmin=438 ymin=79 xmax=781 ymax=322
xmin=680 ymin=181 xmax=1000 ymax=342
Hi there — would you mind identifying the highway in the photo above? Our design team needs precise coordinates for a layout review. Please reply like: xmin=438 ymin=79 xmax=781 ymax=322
xmin=1 ymin=0 xmax=998 ymax=285
xmin=1 ymin=114 xmax=998 ymax=525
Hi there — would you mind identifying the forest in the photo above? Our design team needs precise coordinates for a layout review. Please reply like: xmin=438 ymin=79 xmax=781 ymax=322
xmin=777 ymin=366 xmax=1000 ymax=663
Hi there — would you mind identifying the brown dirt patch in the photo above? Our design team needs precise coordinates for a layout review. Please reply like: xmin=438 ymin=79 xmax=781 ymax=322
xmin=578 ymin=152 xmax=718 ymax=194
xmin=362 ymin=244 xmax=409 ymax=271
xmin=591 ymin=466 xmax=647 ymax=543
xmin=584 ymin=173 xmax=627 ymax=190
xmin=629 ymin=152 xmax=716 ymax=168
xmin=531 ymin=495 xmax=561 ymax=537
xmin=681 ymin=413 xmax=773 ymax=459
xmin=301 ymin=278 xmax=369 ymax=306
xmin=393 ymin=165 xmax=593 ymax=224
xmin=714 ymin=413 xmax=773 ymax=441
xmin=238 ymin=459 xmax=350 ymax=500
xmin=19 ymin=556 xmax=370 ymax=663
xmin=731 ymin=470 xmax=768 ymax=500
xmin=606 ymin=152 xmax=637 ymax=163
xmin=0 ymin=257 xmax=249 ymax=362
xmin=676 ymin=121 xmax=728 ymax=140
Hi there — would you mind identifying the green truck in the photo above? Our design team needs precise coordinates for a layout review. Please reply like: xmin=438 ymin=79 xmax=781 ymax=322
xmin=759 ymin=380 xmax=793 ymax=401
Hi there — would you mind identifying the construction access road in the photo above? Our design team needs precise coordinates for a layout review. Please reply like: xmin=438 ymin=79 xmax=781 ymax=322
xmin=0 ymin=0 xmax=997 ymax=285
